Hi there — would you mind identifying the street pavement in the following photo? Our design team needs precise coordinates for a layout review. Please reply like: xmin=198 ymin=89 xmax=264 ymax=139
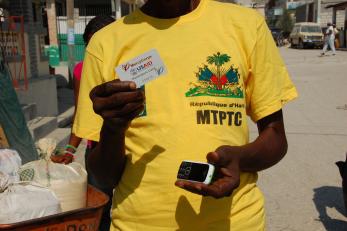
xmin=257 ymin=47 xmax=347 ymax=231
xmin=51 ymin=47 xmax=347 ymax=231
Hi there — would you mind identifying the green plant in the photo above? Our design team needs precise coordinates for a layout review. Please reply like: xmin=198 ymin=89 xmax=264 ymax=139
xmin=277 ymin=8 xmax=294 ymax=38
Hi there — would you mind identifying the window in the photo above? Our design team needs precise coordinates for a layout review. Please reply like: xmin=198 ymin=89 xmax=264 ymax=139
xmin=300 ymin=26 xmax=321 ymax=33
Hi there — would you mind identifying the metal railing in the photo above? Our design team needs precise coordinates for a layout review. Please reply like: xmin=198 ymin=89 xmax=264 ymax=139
xmin=0 ymin=15 xmax=28 ymax=90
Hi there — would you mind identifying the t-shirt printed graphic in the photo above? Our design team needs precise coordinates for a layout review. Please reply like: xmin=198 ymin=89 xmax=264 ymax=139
xmin=186 ymin=52 xmax=243 ymax=98
xmin=187 ymin=52 xmax=245 ymax=128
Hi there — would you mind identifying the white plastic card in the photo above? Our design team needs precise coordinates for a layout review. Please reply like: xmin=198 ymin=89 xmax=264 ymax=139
xmin=115 ymin=49 xmax=167 ymax=88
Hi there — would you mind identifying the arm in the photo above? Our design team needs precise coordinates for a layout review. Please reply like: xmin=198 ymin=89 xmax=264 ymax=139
xmin=176 ymin=16 xmax=296 ymax=198
xmin=87 ymin=80 xmax=145 ymax=188
xmin=68 ymin=76 xmax=83 ymax=150
xmin=51 ymin=74 xmax=82 ymax=164
xmin=237 ymin=109 xmax=287 ymax=172
xmin=176 ymin=109 xmax=287 ymax=198
xmin=87 ymin=122 xmax=127 ymax=188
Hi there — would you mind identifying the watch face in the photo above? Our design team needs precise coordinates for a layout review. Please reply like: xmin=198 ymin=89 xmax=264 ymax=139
xmin=177 ymin=161 xmax=210 ymax=182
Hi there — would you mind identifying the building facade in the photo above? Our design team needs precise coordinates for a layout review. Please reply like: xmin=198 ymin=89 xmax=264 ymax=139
xmin=295 ymin=0 xmax=346 ymax=28
xmin=0 ymin=0 xmax=58 ymax=117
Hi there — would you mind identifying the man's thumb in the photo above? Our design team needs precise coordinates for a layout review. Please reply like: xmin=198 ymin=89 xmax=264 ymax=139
xmin=207 ymin=150 xmax=231 ymax=166
xmin=206 ymin=152 xmax=219 ymax=165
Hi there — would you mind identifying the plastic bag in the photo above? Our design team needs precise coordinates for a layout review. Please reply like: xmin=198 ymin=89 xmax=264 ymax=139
xmin=0 ymin=172 xmax=9 ymax=193
xmin=36 ymin=138 xmax=57 ymax=160
xmin=0 ymin=181 xmax=61 ymax=224
xmin=0 ymin=149 xmax=21 ymax=183
xmin=18 ymin=138 xmax=87 ymax=212
xmin=19 ymin=160 xmax=87 ymax=212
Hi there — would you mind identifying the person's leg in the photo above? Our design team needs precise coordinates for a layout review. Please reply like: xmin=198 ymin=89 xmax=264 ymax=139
xmin=321 ymin=40 xmax=328 ymax=55
xmin=329 ymin=38 xmax=336 ymax=55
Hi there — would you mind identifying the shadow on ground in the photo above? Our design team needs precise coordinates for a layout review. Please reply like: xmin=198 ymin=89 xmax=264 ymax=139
xmin=313 ymin=186 xmax=347 ymax=231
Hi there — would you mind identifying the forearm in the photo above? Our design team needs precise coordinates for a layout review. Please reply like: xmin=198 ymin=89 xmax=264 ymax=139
xmin=239 ymin=122 xmax=287 ymax=172
xmin=88 ymin=121 xmax=127 ymax=188
xmin=218 ymin=110 xmax=288 ymax=172
xmin=68 ymin=133 xmax=82 ymax=149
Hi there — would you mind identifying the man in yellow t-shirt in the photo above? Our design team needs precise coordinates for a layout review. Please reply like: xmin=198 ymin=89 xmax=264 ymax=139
xmin=73 ymin=0 xmax=298 ymax=230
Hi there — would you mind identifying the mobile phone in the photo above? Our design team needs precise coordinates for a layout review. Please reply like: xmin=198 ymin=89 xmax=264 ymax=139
xmin=177 ymin=160 xmax=215 ymax=184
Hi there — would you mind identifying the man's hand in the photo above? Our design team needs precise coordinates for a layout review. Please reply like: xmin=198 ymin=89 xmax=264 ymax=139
xmin=175 ymin=146 xmax=241 ymax=199
xmin=175 ymin=110 xmax=287 ymax=199
xmin=87 ymin=79 xmax=145 ymax=187
xmin=89 ymin=79 xmax=145 ymax=131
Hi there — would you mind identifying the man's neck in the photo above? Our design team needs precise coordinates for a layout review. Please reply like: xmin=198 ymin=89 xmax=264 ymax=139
xmin=141 ymin=0 xmax=201 ymax=19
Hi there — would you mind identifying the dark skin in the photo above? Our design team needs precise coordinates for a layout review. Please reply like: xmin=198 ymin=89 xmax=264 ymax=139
xmin=141 ymin=0 xmax=201 ymax=19
xmin=87 ymin=0 xmax=289 ymax=198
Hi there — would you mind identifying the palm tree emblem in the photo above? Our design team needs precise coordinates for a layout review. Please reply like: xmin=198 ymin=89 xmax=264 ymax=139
xmin=186 ymin=52 xmax=243 ymax=98
xmin=207 ymin=52 xmax=231 ymax=90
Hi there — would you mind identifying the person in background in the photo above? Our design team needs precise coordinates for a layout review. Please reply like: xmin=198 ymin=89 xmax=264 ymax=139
xmin=51 ymin=15 xmax=115 ymax=164
xmin=321 ymin=22 xmax=336 ymax=56
xmin=51 ymin=15 xmax=115 ymax=231
xmin=74 ymin=0 xmax=298 ymax=230
xmin=332 ymin=23 xmax=339 ymax=49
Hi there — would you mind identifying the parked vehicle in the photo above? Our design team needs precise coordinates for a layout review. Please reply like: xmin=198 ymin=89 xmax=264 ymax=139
xmin=289 ymin=22 xmax=324 ymax=49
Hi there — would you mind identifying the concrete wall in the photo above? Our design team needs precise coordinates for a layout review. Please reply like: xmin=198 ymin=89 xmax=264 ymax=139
xmin=6 ymin=0 xmax=56 ymax=117
xmin=320 ymin=9 xmax=345 ymax=29
xmin=256 ymin=6 xmax=266 ymax=16
xmin=35 ymin=34 xmax=49 ymax=76
xmin=295 ymin=1 xmax=346 ymax=28
xmin=16 ymin=75 xmax=58 ymax=117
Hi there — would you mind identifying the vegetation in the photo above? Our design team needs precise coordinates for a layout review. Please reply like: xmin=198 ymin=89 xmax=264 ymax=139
xmin=277 ymin=8 xmax=294 ymax=38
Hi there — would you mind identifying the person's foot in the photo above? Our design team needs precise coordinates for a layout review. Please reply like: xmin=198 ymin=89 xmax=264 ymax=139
xmin=333 ymin=53 xmax=336 ymax=56
xmin=320 ymin=53 xmax=325 ymax=57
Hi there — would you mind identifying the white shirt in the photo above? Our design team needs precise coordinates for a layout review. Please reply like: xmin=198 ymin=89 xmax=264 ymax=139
xmin=326 ymin=26 xmax=335 ymax=39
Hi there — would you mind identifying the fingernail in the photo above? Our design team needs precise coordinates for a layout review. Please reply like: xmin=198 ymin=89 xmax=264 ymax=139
xmin=129 ymin=82 xmax=137 ymax=89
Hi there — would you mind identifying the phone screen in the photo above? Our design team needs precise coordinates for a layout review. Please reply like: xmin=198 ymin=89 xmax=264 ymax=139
xmin=177 ymin=161 xmax=210 ymax=182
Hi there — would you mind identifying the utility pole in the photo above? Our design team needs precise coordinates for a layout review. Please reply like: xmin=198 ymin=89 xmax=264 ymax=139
xmin=115 ymin=0 xmax=122 ymax=19
xmin=111 ymin=0 xmax=122 ymax=19
xmin=46 ymin=0 xmax=58 ymax=46
xmin=66 ymin=0 xmax=75 ymax=84
xmin=316 ymin=0 xmax=321 ymax=24
xmin=305 ymin=0 xmax=309 ymax=22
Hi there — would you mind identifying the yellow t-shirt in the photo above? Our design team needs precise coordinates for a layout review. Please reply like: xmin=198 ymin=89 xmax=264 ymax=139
xmin=73 ymin=1 xmax=298 ymax=230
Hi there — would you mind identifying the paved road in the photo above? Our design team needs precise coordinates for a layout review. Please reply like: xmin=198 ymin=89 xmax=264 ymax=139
xmin=257 ymin=48 xmax=347 ymax=231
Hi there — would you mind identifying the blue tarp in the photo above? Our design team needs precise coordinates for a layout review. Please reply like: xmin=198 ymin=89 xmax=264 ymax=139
xmin=0 ymin=60 xmax=38 ymax=164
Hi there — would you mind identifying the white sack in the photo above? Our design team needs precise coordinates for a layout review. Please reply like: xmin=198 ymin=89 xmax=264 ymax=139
xmin=0 ymin=181 xmax=61 ymax=224
xmin=19 ymin=160 xmax=87 ymax=212
xmin=0 ymin=172 xmax=9 ymax=193
xmin=0 ymin=149 xmax=21 ymax=183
